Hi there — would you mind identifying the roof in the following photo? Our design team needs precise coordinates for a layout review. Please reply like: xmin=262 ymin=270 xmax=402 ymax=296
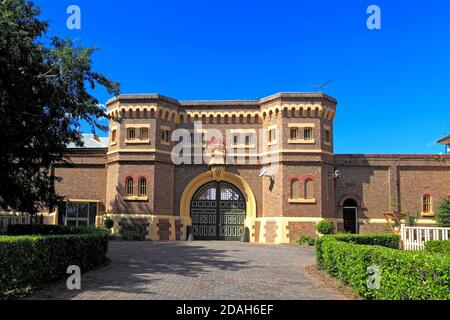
xmin=437 ymin=134 xmax=450 ymax=145
xmin=67 ymin=134 xmax=109 ymax=149
xmin=106 ymin=92 xmax=338 ymax=107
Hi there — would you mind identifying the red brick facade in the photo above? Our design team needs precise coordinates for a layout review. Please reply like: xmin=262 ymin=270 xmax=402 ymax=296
xmin=51 ymin=93 xmax=450 ymax=243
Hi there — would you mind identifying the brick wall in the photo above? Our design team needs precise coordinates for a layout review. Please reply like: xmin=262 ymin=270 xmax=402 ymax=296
xmin=54 ymin=151 xmax=107 ymax=210
xmin=264 ymin=221 xmax=277 ymax=243
xmin=335 ymin=154 xmax=450 ymax=224
xmin=288 ymin=222 xmax=317 ymax=241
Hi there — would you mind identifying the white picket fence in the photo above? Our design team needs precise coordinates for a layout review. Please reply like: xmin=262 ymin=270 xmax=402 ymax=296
xmin=401 ymin=224 xmax=450 ymax=251
xmin=0 ymin=212 xmax=32 ymax=234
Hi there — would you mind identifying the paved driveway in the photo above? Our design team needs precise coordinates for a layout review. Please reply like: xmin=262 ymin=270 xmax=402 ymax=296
xmin=28 ymin=241 xmax=349 ymax=300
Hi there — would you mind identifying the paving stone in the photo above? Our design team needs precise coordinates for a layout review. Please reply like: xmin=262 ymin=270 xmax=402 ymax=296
xmin=27 ymin=241 xmax=350 ymax=300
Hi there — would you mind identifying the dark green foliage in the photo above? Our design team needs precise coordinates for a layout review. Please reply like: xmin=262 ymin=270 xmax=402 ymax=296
xmin=425 ymin=240 xmax=450 ymax=256
xmin=103 ymin=217 xmax=114 ymax=230
xmin=0 ymin=229 xmax=109 ymax=299
xmin=436 ymin=199 xmax=450 ymax=228
xmin=332 ymin=234 xmax=399 ymax=248
xmin=0 ymin=0 xmax=120 ymax=215
xmin=315 ymin=234 xmax=400 ymax=268
xmin=6 ymin=224 xmax=94 ymax=236
xmin=295 ymin=235 xmax=316 ymax=246
xmin=316 ymin=236 xmax=450 ymax=300
xmin=316 ymin=220 xmax=334 ymax=235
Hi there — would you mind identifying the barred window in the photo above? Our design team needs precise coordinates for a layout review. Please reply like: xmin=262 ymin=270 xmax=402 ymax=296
xmin=423 ymin=194 xmax=432 ymax=213
xmin=161 ymin=129 xmax=170 ymax=143
xmin=325 ymin=129 xmax=331 ymax=143
xmin=305 ymin=179 xmax=314 ymax=199
xmin=139 ymin=178 xmax=147 ymax=196
xmin=111 ymin=130 xmax=117 ymax=143
xmin=290 ymin=128 xmax=299 ymax=140
xmin=268 ymin=129 xmax=277 ymax=143
xmin=127 ymin=128 xmax=136 ymax=140
xmin=140 ymin=128 xmax=149 ymax=140
xmin=126 ymin=177 xmax=134 ymax=196
xmin=304 ymin=128 xmax=313 ymax=140
xmin=290 ymin=179 xmax=300 ymax=199
xmin=245 ymin=135 xmax=253 ymax=145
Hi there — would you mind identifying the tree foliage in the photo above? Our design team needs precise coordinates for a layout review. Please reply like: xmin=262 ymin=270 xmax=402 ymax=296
xmin=436 ymin=199 xmax=450 ymax=228
xmin=0 ymin=0 xmax=120 ymax=214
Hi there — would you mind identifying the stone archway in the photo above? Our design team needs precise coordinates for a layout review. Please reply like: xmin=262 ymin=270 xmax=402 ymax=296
xmin=180 ymin=168 xmax=257 ymax=241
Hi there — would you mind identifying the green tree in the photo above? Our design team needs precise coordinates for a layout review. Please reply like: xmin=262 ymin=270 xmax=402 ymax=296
xmin=0 ymin=0 xmax=120 ymax=216
xmin=436 ymin=199 xmax=450 ymax=228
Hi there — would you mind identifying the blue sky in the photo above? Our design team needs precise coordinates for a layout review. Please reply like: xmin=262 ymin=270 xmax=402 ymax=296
xmin=34 ymin=0 xmax=449 ymax=154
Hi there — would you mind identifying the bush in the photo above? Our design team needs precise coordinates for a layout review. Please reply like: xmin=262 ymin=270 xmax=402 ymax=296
xmin=317 ymin=220 xmax=334 ymax=235
xmin=315 ymin=234 xmax=400 ymax=268
xmin=436 ymin=199 xmax=450 ymax=228
xmin=318 ymin=238 xmax=450 ymax=300
xmin=332 ymin=234 xmax=399 ymax=248
xmin=103 ymin=217 xmax=114 ymax=230
xmin=425 ymin=240 xmax=450 ymax=256
xmin=6 ymin=224 xmax=94 ymax=236
xmin=0 ymin=229 xmax=109 ymax=299
xmin=295 ymin=235 xmax=316 ymax=246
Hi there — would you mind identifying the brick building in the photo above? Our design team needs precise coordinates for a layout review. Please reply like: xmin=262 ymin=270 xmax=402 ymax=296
xmin=47 ymin=93 xmax=450 ymax=243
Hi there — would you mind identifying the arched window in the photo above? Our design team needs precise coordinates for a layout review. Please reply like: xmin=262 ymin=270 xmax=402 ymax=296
xmin=423 ymin=194 xmax=432 ymax=214
xmin=304 ymin=179 xmax=314 ymax=199
xmin=126 ymin=177 xmax=134 ymax=196
xmin=139 ymin=178 xmax=147 ymax=197
xmin=290 ymin=179 xmax=300 ymax=200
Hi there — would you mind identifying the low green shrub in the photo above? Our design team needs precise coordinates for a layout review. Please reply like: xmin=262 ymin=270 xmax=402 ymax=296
xmin=315 ymin=234 xmax=399 ymax=268
xmin=103 ymin=217 xmax=114 ymax=230
xmin=425 ymin=240 xmax=450 ymax=256
xmin=295 ymin=235 xmax=316 ymax=246
xmin=317 ymin=220 xmax=334 ymax=235
xmin=6 ymin=224 xmax=94 ymax=236
xmin=332 ymin=234 xmax=399 ymax=248
xmin=319 ymin=238 xmax=450 ymax=300
xmin=0 ymin=229 xmax=109 ymax=299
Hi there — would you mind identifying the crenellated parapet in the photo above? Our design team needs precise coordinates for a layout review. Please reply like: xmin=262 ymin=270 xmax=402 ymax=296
xmin=106 ymin=92 xmax=337 ymax=124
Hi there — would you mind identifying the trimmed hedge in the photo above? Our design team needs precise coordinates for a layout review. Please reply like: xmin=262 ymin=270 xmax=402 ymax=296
xmin=425 ymin=240 xmax=450 ymax=256
xmin=6 ymin=224 xmax=94 ymax=236
xmin=316 ymin=234 xmax=399 ymax=267
xmin=317 ymin=236 xmax=450 ymax=300
xmin=0 ymin=229 xmax=109 ymax=299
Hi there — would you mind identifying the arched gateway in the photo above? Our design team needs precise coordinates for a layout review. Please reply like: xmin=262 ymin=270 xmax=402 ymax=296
xmin=179 ymin=168 xmax=257 ymax=242
xmin=190 ymin=182 xmax=246 ymax=241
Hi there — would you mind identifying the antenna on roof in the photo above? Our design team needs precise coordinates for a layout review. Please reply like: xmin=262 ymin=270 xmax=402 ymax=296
xmin=309 ymin=80 xmax=334 ymax=92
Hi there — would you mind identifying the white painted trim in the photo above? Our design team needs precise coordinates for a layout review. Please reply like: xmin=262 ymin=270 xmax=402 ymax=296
xmin=288 ymin=123 xmax=316 ymax=128
xmin=288 ymin=139 xmax=316 ymax=145
xmin=125 ymin=124 xmax=151 ymax=129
